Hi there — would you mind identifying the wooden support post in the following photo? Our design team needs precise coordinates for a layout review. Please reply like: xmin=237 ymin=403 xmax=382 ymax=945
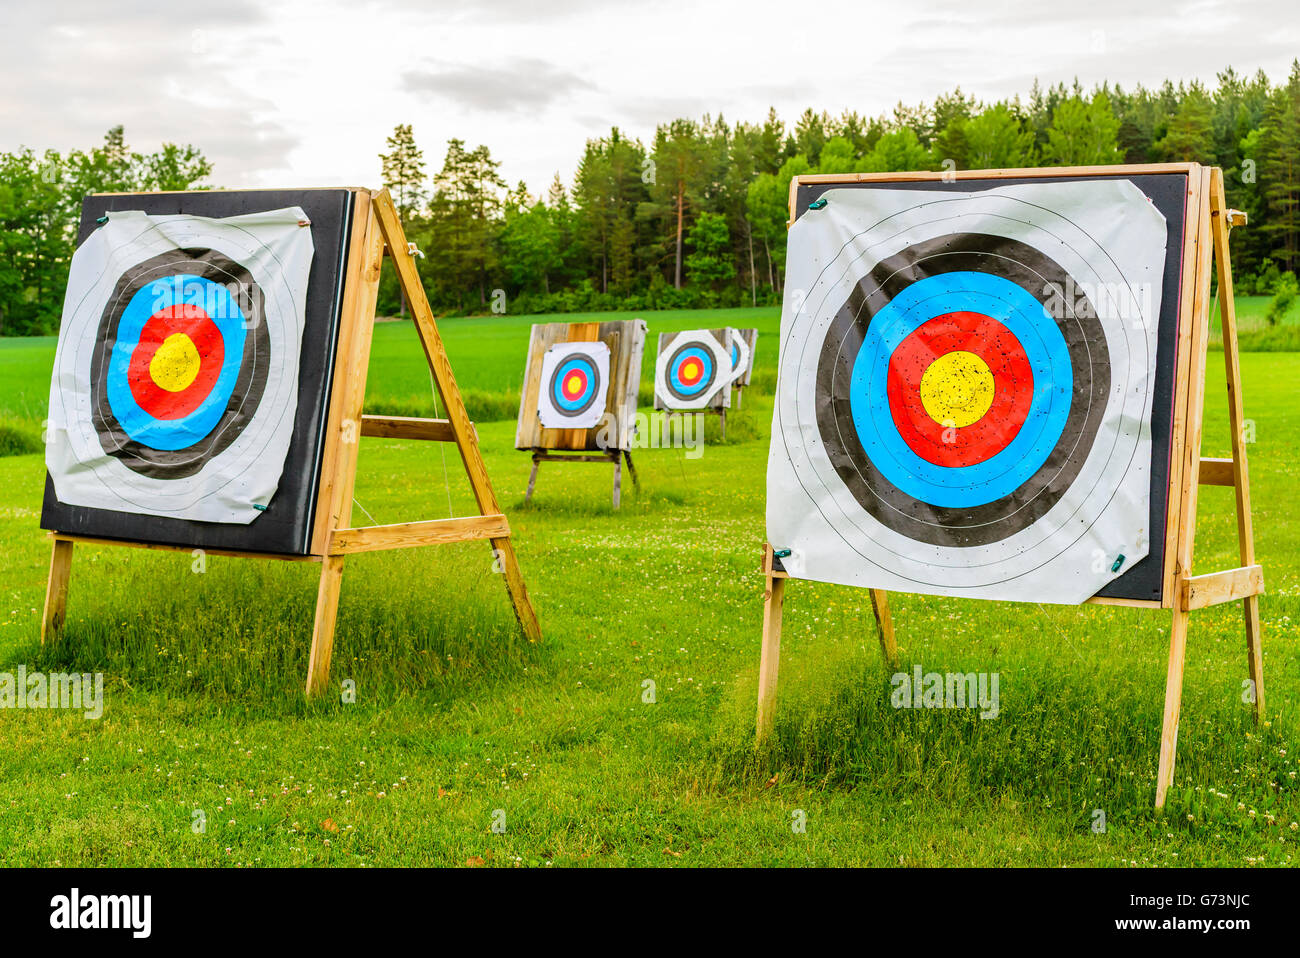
xmin=612 ymin=452 xmax=622 ymax=509
xmin=1157 ymin=166 xmax=1213 ymax=810
xmin=1210 ymin=167 xmax=1265 ymax=722
xmin=40 ymin=538 xmax=74 ymax=644
xmin=371 ymin=190 xmax=541 ymax=647
xmin=624 ymin=449 xmax=640 ymax=492
xmin=720 ymin=407 xmax=727 ymax=442
xmin=756 ymin=573 xmax=786 ymax=741
xmin=870 ymin=589 xmax=899 ymax=671
xmin=525 ymin=454 xmax=540 ymax=504
xmin=305 ymin=555 xmax=345 ymax=697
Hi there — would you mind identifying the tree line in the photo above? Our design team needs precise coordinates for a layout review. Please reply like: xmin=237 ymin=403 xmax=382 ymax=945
xmin=0 ymin=127 xmax=212 ymax=334
xmin=2 ymin=64 xmax=1298 ymax=334
xmin=377 ymin=63 xmax=1300 ymax=319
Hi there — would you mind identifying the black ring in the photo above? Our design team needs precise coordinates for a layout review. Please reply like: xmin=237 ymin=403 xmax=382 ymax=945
xmin=89 ymin=248 xmax=269 ymax=479
xmin=813 ymin=232 xmax=1111 ymax=547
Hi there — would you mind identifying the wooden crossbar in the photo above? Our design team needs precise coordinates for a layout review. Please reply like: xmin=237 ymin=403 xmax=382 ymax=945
xmin=1181 ymin=565 xmax=1264 ymax=610
xmin=328 ymin=515 xmax=510 ymax=555
xmin=360 ymin=415 xmax=458 ymax=442
xmin=1198 ymin=457 xmax=1236 ymax=486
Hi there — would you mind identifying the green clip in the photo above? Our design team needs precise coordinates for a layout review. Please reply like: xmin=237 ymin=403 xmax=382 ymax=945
xmin=95 ymin=215 xmax=109 ymax=225
xmin=774 ymin=548 xmax=792 ymax=559
xmin=808 ymin=198 xmax=828 ymax=211
xmin=252 ymin=504 xmax=268 ymax=512
xmin=1111 ymin=554 xmax=1126 ymax=573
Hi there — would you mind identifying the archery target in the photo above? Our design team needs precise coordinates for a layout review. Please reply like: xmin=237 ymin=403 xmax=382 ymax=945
xmin=47 ymin=207 xmax=313 ymax=524
xmin=727 ymin=327 xmax=752 ymax=388
xmin=537 ymin=340 xmax=610 ymax=429
xmin=655 ymin=330 xmax=730 ymax=410
xmin=767 ymin=179 xmax=1168 ymax=604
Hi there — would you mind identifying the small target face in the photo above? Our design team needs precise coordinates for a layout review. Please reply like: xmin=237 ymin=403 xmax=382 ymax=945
xmin=547 ymin=352 xmax=602 ymax=417
xmin=535 ymin=340 xmax=610 ymax=429
xmin=665 ymin=344 xmax=717 ymax=402
xmin=91 ymin=249 xmax=269 ymax=479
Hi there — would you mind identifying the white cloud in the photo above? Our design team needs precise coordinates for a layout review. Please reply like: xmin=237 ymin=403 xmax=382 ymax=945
xmin=0 ymin=0 xmax=1296 ymax=195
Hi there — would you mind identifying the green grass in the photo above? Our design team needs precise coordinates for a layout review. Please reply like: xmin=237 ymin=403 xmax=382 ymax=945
xmin=1212 ymin=294 xmax=1300 ymax=351
xmin=0 ymin=308 xmax=1297 ymax=867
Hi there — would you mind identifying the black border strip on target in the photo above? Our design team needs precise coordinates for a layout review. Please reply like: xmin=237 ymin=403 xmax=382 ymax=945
xmin=41 ymin=189 xmax=357 ymax=556
xmin=792 ymin=173 xmax=1189 ymax=602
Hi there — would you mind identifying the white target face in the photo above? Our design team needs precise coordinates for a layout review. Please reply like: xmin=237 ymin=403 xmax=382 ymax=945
xmin=766 ymin=180 xmax=1168 ymax=604
xmin=726 ymin=327 xmax=752 ymax=388
xmin=46 ymin=207 xmax=314 ymax=524
xmin=655 ymin=329 xmax=731 ymax=410
xmin=537 ymin=340 xmax=610 ymax=429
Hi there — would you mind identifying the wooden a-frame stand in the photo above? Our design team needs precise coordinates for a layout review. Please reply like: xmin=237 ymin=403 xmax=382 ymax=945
xmin=524 ymin=447 xmax=639 ymax=509
xmin=756 ymin=164 xmax=1265 ymax=811
xmin=40 ymin=189 xmax=541 ymax=695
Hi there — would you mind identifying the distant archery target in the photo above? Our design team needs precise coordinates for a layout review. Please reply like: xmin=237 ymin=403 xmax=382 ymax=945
xmin=537 ymin=340 xmax=609 ymax=429
xmin=92 ymin=250 xmax=269 ymax=478
xmin=655 ymin=330 xmax=730 ymax=410
xmin=769 ymin=181 xmax=1166 ymax=602
xmin=726 ymin=327 xmax=752 ymax=388
xmin=46 ymin=208 xmax=313 ymax=524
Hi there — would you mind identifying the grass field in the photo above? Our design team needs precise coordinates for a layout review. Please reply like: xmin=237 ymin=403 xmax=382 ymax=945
xmin=0 ymin=305 xmax=1296 ymax=867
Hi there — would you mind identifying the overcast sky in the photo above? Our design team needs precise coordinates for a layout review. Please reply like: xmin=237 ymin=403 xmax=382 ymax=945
xmin=2 ymin=0 xmax=1296 ymax=196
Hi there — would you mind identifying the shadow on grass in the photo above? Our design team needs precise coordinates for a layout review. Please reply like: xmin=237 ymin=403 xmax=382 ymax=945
xmin=10 ymin=546 xmax=547 ymax=718
xmin=706 ymin=654 xmax=1294 ymax=829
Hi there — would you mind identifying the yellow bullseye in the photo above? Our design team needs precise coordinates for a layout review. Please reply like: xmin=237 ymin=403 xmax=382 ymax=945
xmin=919 ymin=351 xmax=995 ymax=428
xmin=149 ymin=333 xmax=202 ymax=393
xmin=681 ymin=360 xmax=700 ymax=381
xmin=565 ymin=373 xmax=583 ymax=396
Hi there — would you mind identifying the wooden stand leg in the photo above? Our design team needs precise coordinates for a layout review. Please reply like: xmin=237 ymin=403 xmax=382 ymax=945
xmin=41 ymin=538 xmax=74 ymax=644
xmin=1243 ymin=596 xmax=1265 ymax=721
xmin=1155 ymin=603 xmax=1191 ymax=810
xmin=623 ymin=449 xmax=640 ymax=492
xmin=306 ymin=555 xmax=346 ymax=696
xmin=1210 ymin=169 xmax=1265 ymax=723
xmin=756 ymin=574 xmax=786 ymax=741
xmin=525 ymin=454 xmax=540 ymax=504
xmin=869 ymin=589 xmax=899 ymax=671
xmin=720 ymin=407 xmax=727 ymax=442
xmin=487 ymin=537 xmax=541 ymax=642
xmin=612 ymin=452 xmax=622 ymax=510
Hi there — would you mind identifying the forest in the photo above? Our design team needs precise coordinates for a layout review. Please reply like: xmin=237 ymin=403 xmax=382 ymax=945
xmin=1 ymin=64 xmax=1298 ymax=334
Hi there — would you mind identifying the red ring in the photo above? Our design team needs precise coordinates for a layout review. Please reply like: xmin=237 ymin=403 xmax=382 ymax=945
xmin=886 ymin=312 xmax=1034 ymax=467
xmin=675 ymin=358 xmax=704 ymax=386
xmin=561 ymin=370 xmax=588 ymax=399
xmin=127 ymin=305 xmax=225 ymax=420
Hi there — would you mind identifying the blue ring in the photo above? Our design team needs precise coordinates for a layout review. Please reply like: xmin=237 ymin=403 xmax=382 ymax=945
xmin=552 ymin=356 xmax=598 ymax=411
xmin=105 ymin=275 xmax=247 ymax=451
xmin=670 ymin=347 xmax=714 ymax=395
xmin=849 ymin=272 xmax=1073 ymax=508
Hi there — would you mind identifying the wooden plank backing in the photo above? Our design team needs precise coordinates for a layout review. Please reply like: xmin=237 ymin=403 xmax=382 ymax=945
xmin=653 ymin=328 xmax=733 ymax=411
xmin=515 ymin=320 xmax=646 ymax=452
